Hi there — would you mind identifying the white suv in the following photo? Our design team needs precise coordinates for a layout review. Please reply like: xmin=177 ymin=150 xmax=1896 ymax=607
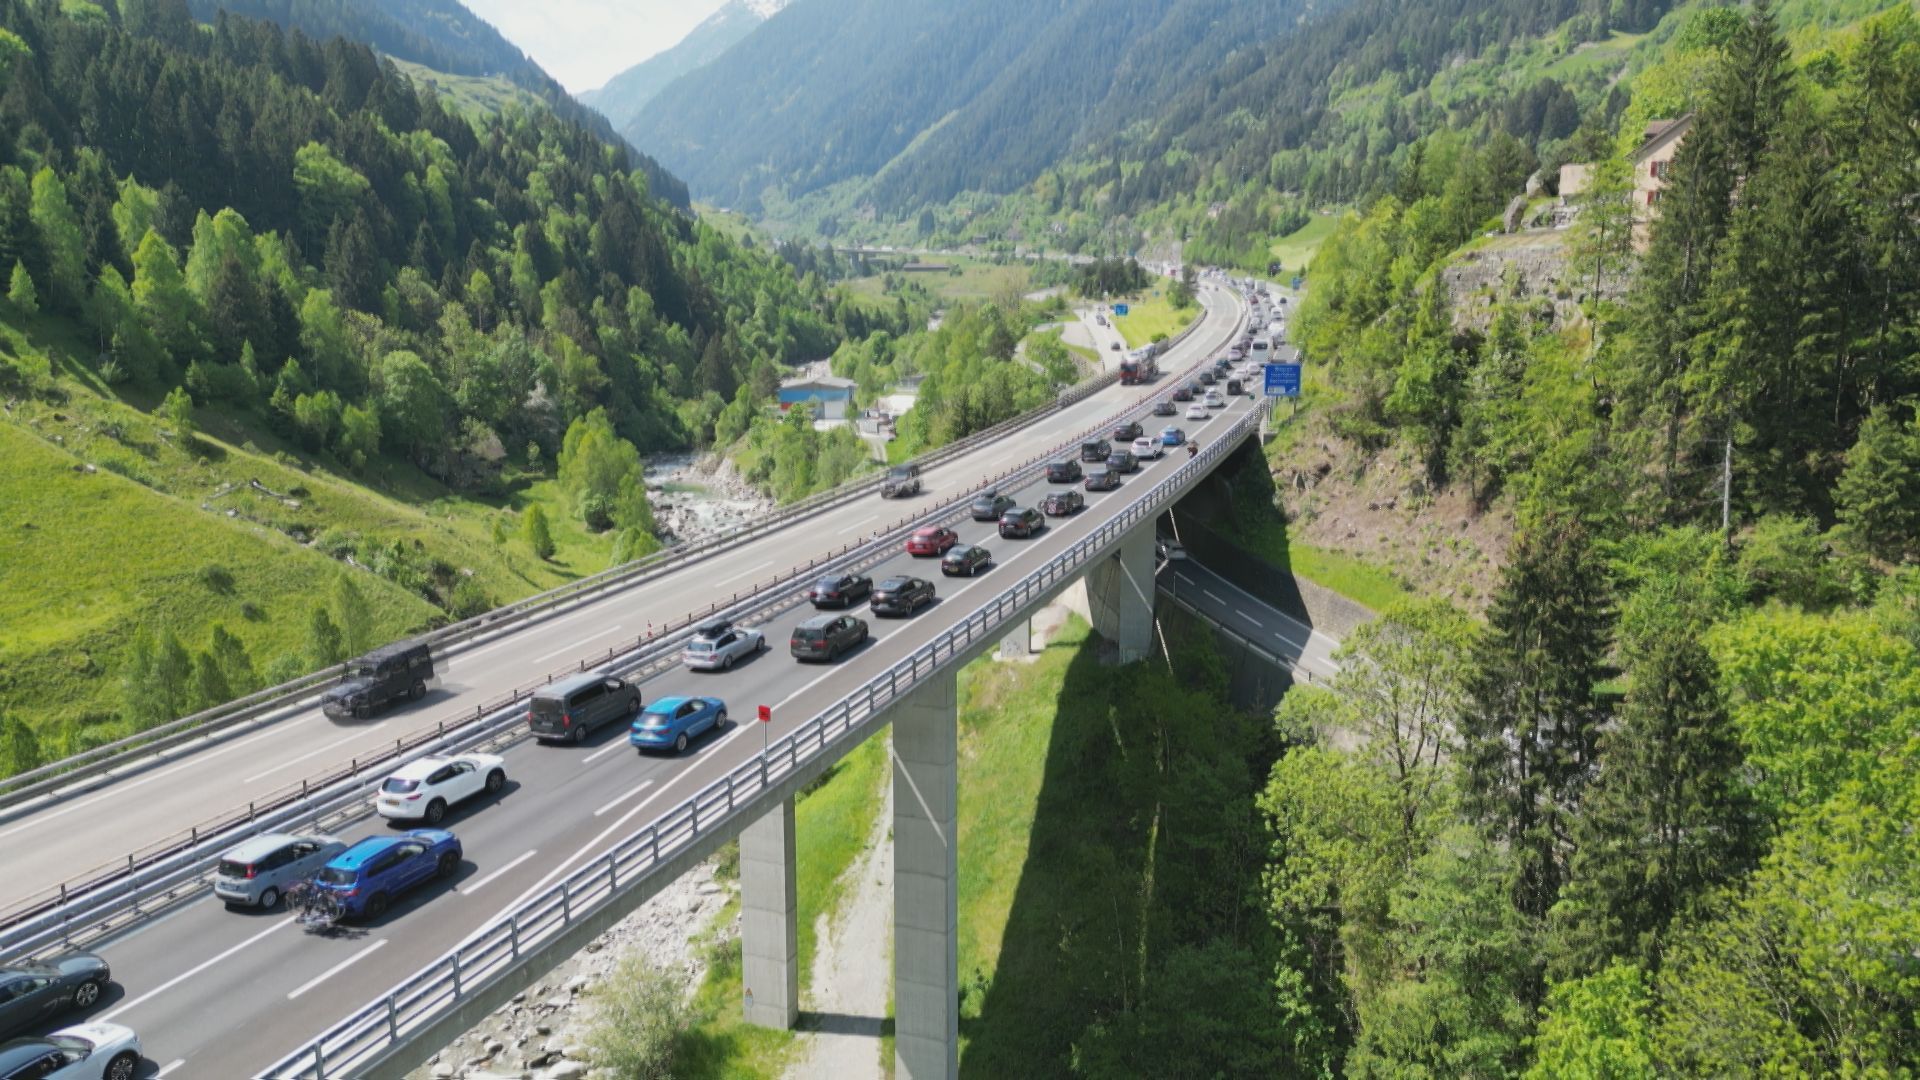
xmin=1131 ymin=436 xmax=1161 ymax=460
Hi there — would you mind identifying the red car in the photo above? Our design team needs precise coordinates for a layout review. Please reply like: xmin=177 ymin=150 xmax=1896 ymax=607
xmin=906 ymin=526 xmax=959 ymax=557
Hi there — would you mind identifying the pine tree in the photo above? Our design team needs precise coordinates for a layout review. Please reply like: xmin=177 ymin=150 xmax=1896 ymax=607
xmin=1461 ymin=514 xmax=1615 ymax=922
xmin=7 ymin=260 xmax=35 ymax=312
xmin=523 ymin=505 xmax=556 ymax=560
xmin=307 ymin=606 xmax=345 ymax=668
xmin=1836 ymin=407 xmax=1920 ymax=564
xmin=1549 ymin=607 xmax=1760 ymax=979
xmin=332 ymin=573 xmax=374 ymax=656
xmin=160 ymin=385 xmax=196 ymax=442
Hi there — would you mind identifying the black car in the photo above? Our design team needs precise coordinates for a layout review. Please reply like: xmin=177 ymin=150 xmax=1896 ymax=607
xmin=998 ymin=507 xmax=1044 ymax=539
xmin=0 ymin=954 xmax=110 ymax=1038
xmin=1227 ymin=377 xmax=1243 ymax=395
xmin=321 ymin=641 xmax=435 ymax=719
xmin=1045 ymin=460 xmax=1083 ymax=483
xmin=808 ymin=572 xmax=873 ymax=608
xmin=1113 ymin=421 xmax=1143 ymax=442
xmin=1084 ymin=466 xmax=1120 ymax=492
xmin=1199 ymin=370 xmax=1217 ymax=386
xmin=1079 ymin=439 xmax=1112 ymax=463
xmin=790 ymin=614 xmax=869 ymax=662
xmin=1171 ymin=386 xmax=1192 ymax=403
xmin=881 ymin=464 xmax=921 ymax=498
xmin=1152 ymin=400 xmax=1177 ymax=417
xmin=870 ymin=576 xmax=936 ymax=617
xmin=971 ymin=491 xmax=1016 ymax=521
xmin=1042 ymin=489 xmax=1085 ymax=516
xmin=941 ymin=544 xmax=992 ymax=577
xmin=1106 ymin=449 xmax=1139 ymax=474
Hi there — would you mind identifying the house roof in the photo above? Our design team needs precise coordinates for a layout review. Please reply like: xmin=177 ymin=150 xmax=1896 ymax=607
xmin=1633 ymin=114 xmax=1694 ymax=162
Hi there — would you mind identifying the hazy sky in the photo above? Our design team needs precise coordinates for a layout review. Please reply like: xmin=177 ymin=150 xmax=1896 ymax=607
xmin=462 ymin=0 xmax=729 ymax=94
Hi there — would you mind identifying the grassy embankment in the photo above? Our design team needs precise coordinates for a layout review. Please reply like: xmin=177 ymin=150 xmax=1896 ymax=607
xmin=1267 ymin=213 xmax=1339 ymax=278
xmin=844 ymin=255 xmax=1033 ymax=306
xmin=1110 ymin=291 xmax=1195 ymax=350
xmin=0 ymin=314 xmax=617 ymax=752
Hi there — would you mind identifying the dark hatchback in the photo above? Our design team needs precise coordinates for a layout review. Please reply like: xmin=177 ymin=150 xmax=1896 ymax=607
xmin=790 ymin=614 xmax=869 ymax=662
xmin=1112 ymin=421 xmax=1143 ymax=442
xmin=870 ymin=576 xmax=936 ymax=617
xmin=1079 ymin=439 xmax=1112 ymax=463
xmin=1042 ymin=489 xmax=1085 ymax=516
xmin=941 ymin=544 xmax=992 ymax=577
xmin=998 ymin=507 xmax=1044 ymax=539
xmin=1152 ymin=400 xmax=1177 ymax=416
xmin=971 ymin=491 xmax=1015 ymax=522
xmin=1106 ymin=449 xmax=1139 ymax=474
xmin=1198 ymin=370 xmax=1217 ymax=386
xmin=1084 ymin=466 xmax=1121 ymax=492
xmin=0 ymin=954 xmax=111 ymax=1039
xmin=808 ymin=572 xmax=872 ymax=608
xmin=1171 ymin=386 xmax=1192 ymax=403
xmin=1045 ymin=459 xmax=1083 ymax=483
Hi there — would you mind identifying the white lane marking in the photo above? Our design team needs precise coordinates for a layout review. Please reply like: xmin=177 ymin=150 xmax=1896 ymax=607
xmin=713 ymin=564 xmax=765 ymax=588
xmin=242 ymin=730 xmax=368 ymax=784
xmin=594 ymin=780 xmax=656 ymax=818
xmin=1237 ymin=611 xmax=1264 ymax=628
xmin=1175 ymin=573 xmax=1196 ymax=585
xmin=533 ymin=625 xmax=624 ymax=664
xmin=1203 ymin=590 xmax=1225 ymax=605
xmin=461 ymin=849 xmax=539 ymax=896
xmin=838 ymin=521 xmax=867 ymax=535
xmin=286 ymin=939 xmax=388 ymax=1000
xmin=581 ymin=738 xmax=631 ymax=766
xmin=100 ymin=918 xmax=292 ymax=1021
xmin=0 ymin=713 xmax=318 ymax=841
xmin=156 ymin=1060 xmax=187 ymax=1077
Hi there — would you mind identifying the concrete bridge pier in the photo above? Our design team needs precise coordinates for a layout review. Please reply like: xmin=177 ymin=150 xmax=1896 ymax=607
xmin=741 ymin=796 xmax=798 ymax=1029
xmin=1086 ymin=524 xmax=1156 ymax=664
xmin=894 ymin=671 xmax=960 ymax=1080
xmin=998 ymin=617 xmax=1032 ymax=660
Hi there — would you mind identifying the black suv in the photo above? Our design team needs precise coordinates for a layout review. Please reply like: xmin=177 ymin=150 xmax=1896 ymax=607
xmin=1227 ymin=377 xmax=1243 ymax=395
xmin=941 ymin=544 xmax=992 ymax=577
xmin=1106 ymin=449 xmax=1139 ymax=474
xmin=871 ymin=576 xmax=935 ymax=617
xmin=808 ymin=572 xmax=873 ymax=608
xmin=1084 ymin=466 xmax=1120 ymax=492
xmin=1153 ymin=400 xmax=1177 ymax=417
xmin=881 ymin=464 xmax=921 ymax=498
xmin=1079 ymin=439 xmax=1112 ymax=463
xmin=998 ymin=507 xmax=1044 ymax=539
xmin=1045 ymin=460 xmax=1083 ymax=483
xmin=1042 ymin=489 xmax=1085 ymax=516
xmin=1198 ymin=370 xmax=1217 ymax=386
xmin=790 ymin=614 xmax=869 ymax=662
xmin=971 ymin=491 xmax=1016 ymax=521
xmin=321 ymin=641 xmax=434 ymax=719
xmin=1113 ymin=421 xmax=1143 ymax=442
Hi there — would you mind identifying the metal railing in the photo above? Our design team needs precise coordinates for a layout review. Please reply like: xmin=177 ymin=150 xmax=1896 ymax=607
xmin=0 ymin=288 xmax=1244 ymax=951
xmin=260 ymin=397 xmax=1270 ymax=1079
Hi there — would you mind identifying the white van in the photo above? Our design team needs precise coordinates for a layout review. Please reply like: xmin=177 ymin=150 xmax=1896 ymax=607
xmin=1251 ymin=338 xmax=1272 ymax=356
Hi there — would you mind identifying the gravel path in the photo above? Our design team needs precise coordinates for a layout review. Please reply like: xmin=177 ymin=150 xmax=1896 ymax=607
xmin=785 ymin=781 xmax=895 ymax=1080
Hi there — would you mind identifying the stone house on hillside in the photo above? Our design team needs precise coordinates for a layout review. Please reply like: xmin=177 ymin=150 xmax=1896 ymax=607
xmin=1632 ymin=114 xmax=1693 ymax=213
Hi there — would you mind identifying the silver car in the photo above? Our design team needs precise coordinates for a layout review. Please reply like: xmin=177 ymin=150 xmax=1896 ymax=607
xmin=212 ymin=833 xmax=345 ymax=909
xmin=681 ymin=620 xmax=766 ymax=672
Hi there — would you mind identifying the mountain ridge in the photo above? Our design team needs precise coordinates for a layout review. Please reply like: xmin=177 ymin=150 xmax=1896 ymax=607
xmin=580 ymin=0 xmax=789 ymax=131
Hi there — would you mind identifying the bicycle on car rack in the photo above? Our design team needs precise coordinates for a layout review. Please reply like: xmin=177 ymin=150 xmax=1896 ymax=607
xmin=285 ymin=880 xmax=345 ymax=930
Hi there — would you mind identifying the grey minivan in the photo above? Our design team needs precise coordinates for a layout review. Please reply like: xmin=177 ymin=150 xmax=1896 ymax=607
xmin=528 ymin=672 xmax=642 ymax=744
xmin=212 ymin=833 xmax=346 ymax=909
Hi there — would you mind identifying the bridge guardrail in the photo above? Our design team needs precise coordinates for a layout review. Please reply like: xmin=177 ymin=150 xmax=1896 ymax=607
xmin=260 ymin=396 xmax=1269 ymax=1079
xmin=0 ymin=289 xmax=1238 ymax=952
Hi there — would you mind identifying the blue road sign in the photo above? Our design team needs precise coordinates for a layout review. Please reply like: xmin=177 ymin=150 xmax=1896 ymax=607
xmin=1264 ymin=362 xmax=1302 ymax=398
xmin=1112 ymin=303 xmax=1130 ymax=316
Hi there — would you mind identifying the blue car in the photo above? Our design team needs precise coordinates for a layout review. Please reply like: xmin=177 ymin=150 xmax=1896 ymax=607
xmin=1160 ymin=425 xmax=1187 ymax=447
xmin=311 ymin=829 xmax=461 ymax=919
xmin=631 ymin=696 xmax=728 ymax=754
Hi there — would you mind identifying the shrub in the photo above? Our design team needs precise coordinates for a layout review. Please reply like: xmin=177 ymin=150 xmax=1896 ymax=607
xmin=197 ymin=563 xmax=236 ymax=594
xmin=583 ymin=954 xmax=689 ymax=1079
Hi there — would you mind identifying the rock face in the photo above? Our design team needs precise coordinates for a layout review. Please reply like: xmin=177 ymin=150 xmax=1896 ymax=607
xmin=407 ymin=858 xmax=734 ymax=1080
xmin=1440 ymin=228 xmax=1626 ymax=334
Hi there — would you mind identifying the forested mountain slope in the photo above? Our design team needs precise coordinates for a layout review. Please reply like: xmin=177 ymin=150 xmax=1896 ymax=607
xmin=0 ymin=0 xmax=896 ymax=760
xmin=624 ymin=0 xmax=1315 ymax=215
xmin=185 ymin=0 xmax=691 ymax=207
xmin=580 ymin=0 xmax=785 ymax=132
